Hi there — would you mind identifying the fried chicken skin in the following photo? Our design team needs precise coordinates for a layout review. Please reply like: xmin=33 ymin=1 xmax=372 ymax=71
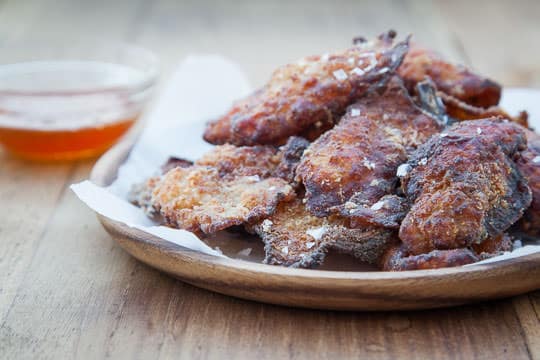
xmin=296 ymin=83 xmax=442 ymax=220
xmin=471 ymin=233 xmax=513 ymax=256
xmin=380 ymin=246 xmax=479 ymax=271
xmin=252 ymin=198 xmax=395 ymax=268
xmin=203 ymin=31 xmax=409 ymax=146
xmin=398 ymin=44 xmax=501 ymax=108
xmin=129 ymin=176 xmax=162 ymax=217
xmin=149 ymin=145 xmax=295 ymax=236
xmin=399 ymin=119 xmax=531 ymax=255
xmin=381 ymin=233 xmax=513 ymax=271
xmin=515 ymin=129 xmax=540 ymax=235
xmin=252 ymin=199 xmax=329 ymax=267
xmin=437 ymin=91 xmax=529 ymax=127
xmin=273 ymin=136 xmax=310 ymax=186
xmin=129 ymin=157 xmax=194 ymax=216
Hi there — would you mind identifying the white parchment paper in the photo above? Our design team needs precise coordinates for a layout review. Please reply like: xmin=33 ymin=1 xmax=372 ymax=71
xmin=71 ymin=55 xmax=540 ymax=266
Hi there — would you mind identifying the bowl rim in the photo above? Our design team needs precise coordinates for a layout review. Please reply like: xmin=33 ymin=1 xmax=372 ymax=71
xmin=0 ymin=39 xmax=159 ymax=96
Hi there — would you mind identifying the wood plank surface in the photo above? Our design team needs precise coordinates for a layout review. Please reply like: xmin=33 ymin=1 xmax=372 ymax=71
xmin=0 ymin=0 xmax=539 ymax=359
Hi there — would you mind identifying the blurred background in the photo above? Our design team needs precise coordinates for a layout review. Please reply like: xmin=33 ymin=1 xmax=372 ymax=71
xmin=1 ymin=0 xmax=538 ymax=88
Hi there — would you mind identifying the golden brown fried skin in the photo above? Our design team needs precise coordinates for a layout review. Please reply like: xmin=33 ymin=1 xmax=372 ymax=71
xmin=471 ymin=233 xmax=513 ymax=256
xmin=296 ymin=84 xmax=442 ymax=220
xmin=273 ymin=136 xmax=310 ymax=186
xmin=129 ymin=157 xmax=194 ymax=215
xmin=380 ymin=246 xmax=479 ymax=271
xmin=252 ymin=199 xmax=329 ymax=267
xmin=398 ymin=44 xmax=501 ymax=108
xmin=252 ymin=198 xmax=395 ymax=268
xmin=381 ymin=233 xmax=513 ymax=271
xmin=341 ymin=195 xmax=409 ymax=229
xmin=150 ymin=145 xmax=295 ymax=236
xmin=438 ymin=91 xmax=529 ymax=127
xmin=128 ymin=176 xmax=161 ymax=217
xmin=515 ymin=129 xmax=540 ymax=235
xmin=204 ymin=31 xmax=409 ymax=146
xmin=399 ymin=119 xmax=531 ymax=255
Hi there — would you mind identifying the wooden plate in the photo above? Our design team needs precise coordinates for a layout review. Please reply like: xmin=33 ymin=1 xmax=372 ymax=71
xmin=90 ymin=136 xmax=540 ymax=311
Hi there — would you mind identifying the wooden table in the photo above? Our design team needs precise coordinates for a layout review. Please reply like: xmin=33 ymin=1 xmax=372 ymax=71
xmin=1 ymin=0 xmax=539 ymax=358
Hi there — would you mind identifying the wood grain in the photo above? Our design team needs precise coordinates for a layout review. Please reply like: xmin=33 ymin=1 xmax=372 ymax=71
xmin=0 ymin=0 xmax=539 ymax=359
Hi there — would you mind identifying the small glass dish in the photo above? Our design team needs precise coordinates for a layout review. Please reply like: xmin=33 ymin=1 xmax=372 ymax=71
xmin=0 ymin=39 xmax=158 ymax=161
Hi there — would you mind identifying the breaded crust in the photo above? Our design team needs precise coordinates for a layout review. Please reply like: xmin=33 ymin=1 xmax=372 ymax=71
xmin=273 ymin=136 xmax=310 ymax=186
xmin=252 ymin=198 xmax=395 ymax=268
xmin=150 ymin=145 xmax=295 ymax=236
xmin=381 ymin=233 xmax=513 ymax=271
xmin=438 ymin=91 xmax=529 ymax=127
xmin=380 ymin=246 xmax=479 ymax=271
xmin=252 ymin=199 xmax=329 ymax=268
xmin=129 ymin=157 xmax=194 ymax=216
xmin=204 ymin=31 xmax=409 ymax=146
xmin=398 ymin=44 xmax=501 ymax=108
xmin=296 ymin=84 xmax=442 ymax=219
xmin=128 ymin=176 xmax=161 ymax=217
xmin=399 ymin=119 xmax=531 ymax=255
xmin=515 ymin=129 xmax=540 ymax=235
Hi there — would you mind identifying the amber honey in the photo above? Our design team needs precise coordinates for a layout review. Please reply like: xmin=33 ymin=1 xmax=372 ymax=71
xmin=0 ymin=116 xmax=137 ymax=161
xmin=0 ymin=57 xmax=157 ymax=161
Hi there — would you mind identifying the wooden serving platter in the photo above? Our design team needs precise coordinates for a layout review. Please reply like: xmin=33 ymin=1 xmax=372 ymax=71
xmin=90 ymin=136 xmax=540 ymax=311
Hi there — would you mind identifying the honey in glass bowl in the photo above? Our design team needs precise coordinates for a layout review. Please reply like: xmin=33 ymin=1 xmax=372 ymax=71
xmin=0 ymin=42 xmax=158 ymax=161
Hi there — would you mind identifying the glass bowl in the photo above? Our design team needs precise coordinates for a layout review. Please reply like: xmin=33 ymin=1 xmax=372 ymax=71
xmin=0 ymin=39 xmax=158 ymax=161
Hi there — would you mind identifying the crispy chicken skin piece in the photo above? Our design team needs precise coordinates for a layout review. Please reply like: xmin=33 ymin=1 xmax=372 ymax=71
xmin=381 ymin=246 xmax=479 ymax=271
xmin=381 ymin=233 xmax=513 ymax=271
xmin=398 ymin=44 xmax=501 ymax=108
xmin=150 ymin=145 xmax=295 ymax=236
xmin=252 ymin=199 xmax=329 ymax=267
xmin=437 ymin=91 xmax=529 ymax=127
xmin=129 ymin=176 xmax=162 ymax=217
xmin=515 ymin=129 xmax=540 ymax=235
xmin=399 ymin=119 xmax=531 ymax=255
xmin=296 ymin=83 xmax=442 ymax=219
xmin=129 ymin=157 xmax=194 ymax=216
xmin=252 ymin=198 xmax=395 ymax=268
xmin=203 ymin=31 xmax=409 ymax=146
xmin=273 ymin=136 xmax=310 ymax=185
xmin=470 ymin=233 xmax=513 ymax=256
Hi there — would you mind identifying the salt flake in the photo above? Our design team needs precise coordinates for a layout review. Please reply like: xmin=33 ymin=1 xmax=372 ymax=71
xmin=306 ymin=226 xmax=327 ymax=240
xmin=333 ymin=69 xmax=348 ymax=81
xmin=370 ymin=200 xmax=385 ymax=211
xmin=261 ymin=219 xmax=273 ymax=232
xmin=396 ymin=163 xmax=411 ymax=177
xmin=351 ymin=67 xmax=365 ymax=76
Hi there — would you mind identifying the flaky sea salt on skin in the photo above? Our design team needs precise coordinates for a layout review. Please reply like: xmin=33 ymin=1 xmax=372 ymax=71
xmin=370 ymin=200 xmax=385 ymax=211
xmin=363 ymin=158 xmax=376 ymax=170
xmin=261 ymin=219 xmax=273 ymax=232
xmin=396 ymin=163 xmax=411 ymax=177
xmin=351 ymin=67 xmax=365 ymax=76
xmin=332 ymin=69 xmax=348 ymax=81
xmin=306 ymin=226 xmax=327 ymax=240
